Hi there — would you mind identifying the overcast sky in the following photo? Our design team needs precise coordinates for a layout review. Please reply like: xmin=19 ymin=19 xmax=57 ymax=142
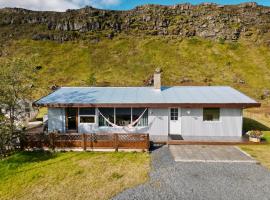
xmin=0 ymin=0 xmax=269 ymax=11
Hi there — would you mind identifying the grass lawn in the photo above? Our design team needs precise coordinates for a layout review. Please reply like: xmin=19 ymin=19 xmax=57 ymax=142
xmin=0 ymin=151 xmax=150 ymax=200
xmin=240 ymin=131 xmax=270 ymax=169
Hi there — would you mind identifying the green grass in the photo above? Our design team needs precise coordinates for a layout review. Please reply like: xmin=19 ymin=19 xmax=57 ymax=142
xmin=240 ymin=115 xmax=270 ymax=170
xmin=240 ymin=144 xmax=270 ymax=169
xmin=239 ymin=130 xmax=270 ymax=170
xmin=0 ymin=151 xmax=150 ymax=200
xmin=262 ymin=131 xmax=270 ymax=142
xmin=1 ymin=36 xmax=270 ymax=100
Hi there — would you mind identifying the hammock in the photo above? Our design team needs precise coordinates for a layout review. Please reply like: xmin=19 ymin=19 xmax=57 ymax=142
xmin=97 ymin=108 xmax=148 ymax=130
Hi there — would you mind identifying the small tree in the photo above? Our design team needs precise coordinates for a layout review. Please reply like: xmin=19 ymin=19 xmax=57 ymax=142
xmin=0 ymin=115 xmax=11 ymax=158
xmin=0 ymin=58 xmax=34 ymax=157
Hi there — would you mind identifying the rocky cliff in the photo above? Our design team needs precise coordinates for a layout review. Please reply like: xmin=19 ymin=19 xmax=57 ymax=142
xmin=0 ymin=2 xmax=270 ymax=42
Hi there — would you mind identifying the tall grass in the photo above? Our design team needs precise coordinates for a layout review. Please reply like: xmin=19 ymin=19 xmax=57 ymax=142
xmin=1 ymin=36 xmax=270 ymax=100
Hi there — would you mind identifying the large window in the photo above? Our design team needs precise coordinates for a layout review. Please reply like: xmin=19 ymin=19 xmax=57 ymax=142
xmin=98 ymin=108 xmax=114 ymax=126
xmin=116 ymin=108 xmax=131 ymax=126
xmin=133 ymin=108 xmax=148 ymax=126
xmin=79 ymin=108 xmax=96 ymax=124
xmin=98 ymin=108 xmax=148 ymax=127
xmin=203 ymin=108 xmax=220 ymax=121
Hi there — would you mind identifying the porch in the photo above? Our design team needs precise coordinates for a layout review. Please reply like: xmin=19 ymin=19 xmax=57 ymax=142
xmin=23 ymin=132 xmax=150 ymax=152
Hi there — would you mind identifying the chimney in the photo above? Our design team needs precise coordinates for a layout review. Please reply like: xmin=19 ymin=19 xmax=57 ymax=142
xmin=154 ymin=68 xmax=161 ymax=90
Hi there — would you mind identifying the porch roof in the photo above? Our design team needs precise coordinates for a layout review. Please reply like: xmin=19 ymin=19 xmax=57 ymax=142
xmin=34 ymin=86 xmax=260 ymax=108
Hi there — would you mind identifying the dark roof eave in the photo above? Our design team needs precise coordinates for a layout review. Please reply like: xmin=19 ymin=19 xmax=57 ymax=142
xmin=33 ymin=102 xmax=261 ymax=109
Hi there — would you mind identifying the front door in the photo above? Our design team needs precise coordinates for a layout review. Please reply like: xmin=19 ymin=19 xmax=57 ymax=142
xmin=66 ymin=108 xmax=78 ymax=131
xmin=169 ymin=108 xmax=181 ymax=135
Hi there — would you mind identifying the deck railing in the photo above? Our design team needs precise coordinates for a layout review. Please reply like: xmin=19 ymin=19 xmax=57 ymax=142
xmin=22 ymin=133 xmax=150 ymax=151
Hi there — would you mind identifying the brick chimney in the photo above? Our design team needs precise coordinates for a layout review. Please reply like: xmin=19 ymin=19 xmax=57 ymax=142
xmin=154 ymin=68 xmax=161 ymax=90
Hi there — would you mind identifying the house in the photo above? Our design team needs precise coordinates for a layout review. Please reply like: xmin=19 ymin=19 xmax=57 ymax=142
xmin=34 ymin=70 xmax=260 ymax=141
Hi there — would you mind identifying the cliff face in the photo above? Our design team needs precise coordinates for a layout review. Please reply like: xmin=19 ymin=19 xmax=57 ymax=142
xmin=0 ymin=2 xmax=270 ymax=42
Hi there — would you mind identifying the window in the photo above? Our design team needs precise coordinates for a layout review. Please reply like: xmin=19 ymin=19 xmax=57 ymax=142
xmin=80 ymin=116 xmax=95 ymax=123
xmin=79 ymin=108 xmax=95 ymax=124
xmin=116 ymin=108 xmax=131 ymax=126
xmin=79 ymin=108 xmax=95 ymax=115
xmin=98 ymin=108 xmax=148 ymax=127
xmin=170 ymin=108 xmax=178 ymax=120
xmin=98 ymin=108 xmax=114 ymax=126
xmin=133 ymin=108 xmax=148 ymax=126
xmin=203 ymin=108 xmax=220 ymax=121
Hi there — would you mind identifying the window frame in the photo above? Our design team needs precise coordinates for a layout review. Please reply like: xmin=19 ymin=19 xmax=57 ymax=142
xmin=170 ymin=108 xmax=179 ymax=121
xmin=132 ymin=108 xmax=148 ymax=127
xmin=203 ymin=108 xmax=220 ymax=122
xmin=80 ymin=116 xmax=96 ymax=124
xmin=98 ymin=108 xmax=115 ymax=127
xmin=79 ymin=108 xmax=96 ymax=124
xmin=98 ymin=108 xmax=148 ymax=127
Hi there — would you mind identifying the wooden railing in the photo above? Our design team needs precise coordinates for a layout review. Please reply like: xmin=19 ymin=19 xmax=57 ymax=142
xmin=22 ymin=133 xmax=150 ymax=151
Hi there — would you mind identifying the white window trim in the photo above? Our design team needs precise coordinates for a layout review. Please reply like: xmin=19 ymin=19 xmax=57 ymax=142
xmin=98 ymin=107 xmax=148 ymax=127
xmin=202 ymin=108 xmax=221 ymax=123
xmin=79 ymin=115 xmax=96 ymax=124
xmin=170 ymin=107 xmax=179 ymax=121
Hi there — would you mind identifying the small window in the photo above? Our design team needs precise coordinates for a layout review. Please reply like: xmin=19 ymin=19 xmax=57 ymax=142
xmin=170 ymin=108 xmax=178 ymax=120
xmin=203 ymin=108 xmax=220 ymax=121
xmin=80 ymin=116 xmax=95 ymax=123
xmin=79 ymin=108 xmax=95 ymax=115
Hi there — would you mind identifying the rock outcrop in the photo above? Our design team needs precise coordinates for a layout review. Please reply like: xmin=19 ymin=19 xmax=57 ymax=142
xmin=0 ymin=2 xmax=270 ymax=41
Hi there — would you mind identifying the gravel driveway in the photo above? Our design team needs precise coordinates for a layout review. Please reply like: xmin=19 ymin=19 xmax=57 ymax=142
xmin=113 ymin=145 xmax=270 ymax=200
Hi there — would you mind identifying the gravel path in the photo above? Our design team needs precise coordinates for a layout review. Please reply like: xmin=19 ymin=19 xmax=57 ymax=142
xmin=113 ymin=145 xmax=270 ymax=200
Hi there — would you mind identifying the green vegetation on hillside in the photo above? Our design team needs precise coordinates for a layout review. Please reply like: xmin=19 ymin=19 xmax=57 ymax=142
xmin=1 ymin=36 xmax=270 ymax=101
xmin=0 ymin=151 xmax=149 ymax=200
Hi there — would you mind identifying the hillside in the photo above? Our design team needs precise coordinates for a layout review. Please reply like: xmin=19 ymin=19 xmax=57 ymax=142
xmin=0 ymin=2 xmax=270 ymax=103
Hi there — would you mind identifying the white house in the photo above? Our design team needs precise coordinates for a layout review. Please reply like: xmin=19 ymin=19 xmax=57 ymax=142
xmin=34 ymin=71 xmax=260 ymax=141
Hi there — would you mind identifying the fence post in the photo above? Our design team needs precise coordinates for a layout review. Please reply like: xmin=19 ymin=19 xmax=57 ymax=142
xmin=82 ymin=133 xmax=86 ymax=151
xmin=49 ymin=132 xmax=55 ymax=151
xmin=114 ymin=134 xmax=119 ymax=152
xmin=90 ymin=134 xmax=93 ymax=149
xmin=20 ymin=133 xmax=26 ymax=150
xmin=146 ymin=134 xmax=150 ymax=151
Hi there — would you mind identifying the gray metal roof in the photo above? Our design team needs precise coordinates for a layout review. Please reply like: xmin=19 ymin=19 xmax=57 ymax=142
xmin=35 ymin=86 xmax=258 ymax=107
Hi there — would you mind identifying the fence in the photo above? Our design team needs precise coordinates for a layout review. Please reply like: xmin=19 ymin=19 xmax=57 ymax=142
xmin=22 ymin=133 xmax=150 ymax=151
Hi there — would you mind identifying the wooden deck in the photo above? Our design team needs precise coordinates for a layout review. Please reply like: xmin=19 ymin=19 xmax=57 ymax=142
xmin=23 ymin=132 xmax=150 ymax=151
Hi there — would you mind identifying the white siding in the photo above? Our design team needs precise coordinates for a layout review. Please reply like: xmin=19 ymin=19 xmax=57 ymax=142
xmin=181 ymin=108 xmax=243 ymax=137
xmin=48 ymin=108 xmax=66 ymax=133
xmin=148 ymin=108 xmax=169 ymax=136
xmin=48 ymin=107 xmax=243 ymax=137
xmin=78 ymin=122 xmax=98 ymax=133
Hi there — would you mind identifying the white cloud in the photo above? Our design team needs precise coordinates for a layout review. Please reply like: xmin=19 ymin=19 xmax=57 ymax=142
xmin=0 ymin=0 xmax=122 ymax=11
